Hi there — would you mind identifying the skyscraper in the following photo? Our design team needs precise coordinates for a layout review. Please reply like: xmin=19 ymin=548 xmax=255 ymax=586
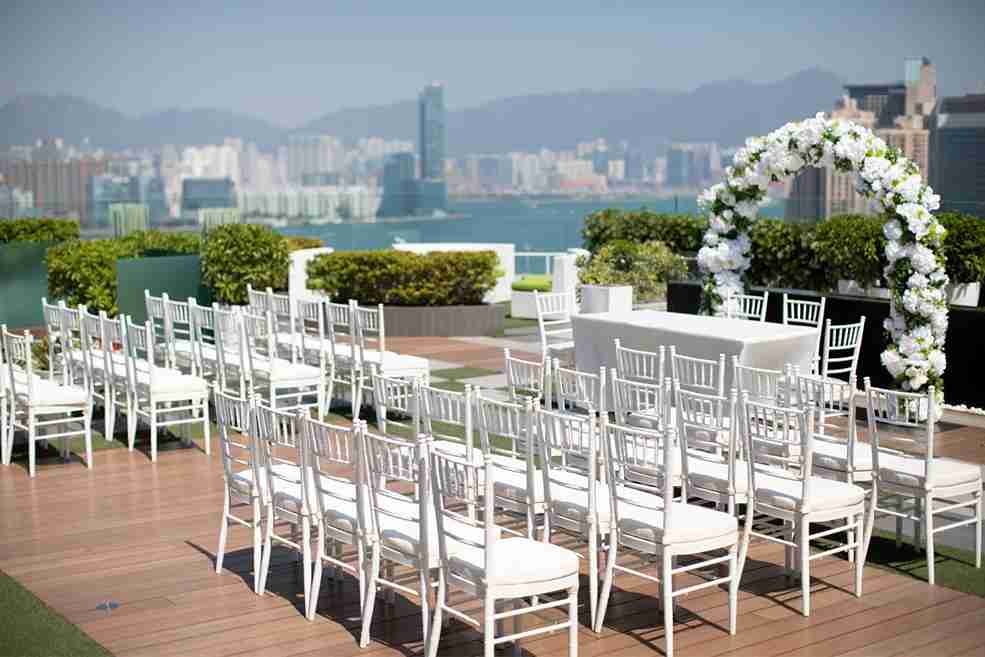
xmin=930 ymin=94 xmax=985 ymax=215
xmin=419 ymin=83 xmax=446 ymax=182
xmin=378 ymin=153 xmax=417 ymax=217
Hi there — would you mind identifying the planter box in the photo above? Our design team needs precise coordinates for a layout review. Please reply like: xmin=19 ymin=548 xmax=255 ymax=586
xmin=382 ymin=303 xmax=506 ymax=337
xmin=581 ymin=285 xmax=633 ymax=314
xmin=510 ymin=290 xmax=539 ymax=319
xmin=948 ymin=282 xmax=981 ymax=307
xmin=866 ymin=285 xmax=891 ymax=300
xmin=837 ymin=279 xmax=865 ymax=296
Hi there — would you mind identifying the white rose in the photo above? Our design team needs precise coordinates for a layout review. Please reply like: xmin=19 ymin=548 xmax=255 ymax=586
xmin=883 ymin=220 xmax=903 ymax=241
xmin=928 ymin=350 xmax=947 ymax=374
xmin=881 ymin=349 xmax=906 ymax=377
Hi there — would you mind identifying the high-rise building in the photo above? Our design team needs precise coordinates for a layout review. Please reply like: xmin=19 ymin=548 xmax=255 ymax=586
xmin=287 ymin=135 xmax=343 ymax=184
xmin=624 ymin=150 xmax=645 ymax=182
xmin=418 ymin=83 xmax=446 ymax=182
xmin=0 ymin=185 xmax=35 ymax=218
xmin=180 ymin=178 xmax=236 ymax=221
xmin=378 ymin=153 xmax=417 ymax=217
xmin=0 ymin=157 xmax=107 ymax=222
xmin=930 ymin=94 xmax=985 ymax=215
xmin=665 ymin=143 xmax=720 ymax=188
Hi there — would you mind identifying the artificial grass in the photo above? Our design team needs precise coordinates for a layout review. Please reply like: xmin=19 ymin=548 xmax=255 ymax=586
xmin=0 ymin=570 xmax=111 ymax=657
xmin=511 ymin=274 xmax=552 ymax=293
xmin=862 ymin=529 xmax=985 ymax=598
xmin=431 ymin=366 xmax=498 ymax=381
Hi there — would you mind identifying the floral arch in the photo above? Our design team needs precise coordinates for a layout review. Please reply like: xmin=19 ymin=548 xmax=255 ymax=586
xmin=696 ymin=113 xmax=948 ymax=399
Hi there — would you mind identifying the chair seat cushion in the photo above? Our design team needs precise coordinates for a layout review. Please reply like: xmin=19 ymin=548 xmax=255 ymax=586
xmin=24 ymin=377 xmax=88 ymax=407
xmin=135 ymin=366 xmax=208 ymax=397
xmin=813 ymin=439 xmax=872 ymax=473
xmin=686 ymin=455 xmax=749 ymax=495
xmin=374 ymin=494 xmax=488 ymax=569
xmin=489 ymin=458 xmax=545 ymax=505
xmin=250 ymin=357 xmax=322 ymax=383
xmin=618 ymin=500 xmax=738 ymax=546
xmin=449 ymin=537 xmax=579 ymax=586
xmin=754 ymin=469 xmax=865 ymax=513
xmin=878 ymin=454 xmax=981 ymax=489
xmin=361 ymin=350 xmax=429 ymax=374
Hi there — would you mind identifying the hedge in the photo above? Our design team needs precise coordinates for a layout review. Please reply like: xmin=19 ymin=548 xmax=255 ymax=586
xmin=47 ymin=230 xmax=200 ymax=315
xmin=0 ymin=218 xmax=79 ymax=243
xmin=201 ymin=224 xmax=291 ymax=305
xmin=583 ymin=209 xmax=985 ymax=291
xmin=577 ymin=240 xmax=686 ymax=303
xmin=284 ymin=235 xmax=325 ymax=252
xmin=306 ymin=250 xmax=498 ymax=306
xmin=512 ymin=274 xmax=552 ymax=292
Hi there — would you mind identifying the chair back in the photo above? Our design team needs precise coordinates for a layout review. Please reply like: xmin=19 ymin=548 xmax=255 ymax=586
xmin=371 ymin=368 xmax=420 ymax=434
xmin=246 ymin=284 xmax=270 ymax=313
xmin=41 ymin=297 xmax=65 ymax=357
xmin=419 ymin=383 xmax=474 ymax=457
xmin=361 ymin=430 xmax=429 ymax=544
xmin=251 ymin=403 xmax=304 ymax=510
xmin=77 ymin=306 xmax=105 ymax=391
xmin=163 ymin=295 xmax=194 ymax=346
xmin=2 ymin=326 xmax=35 ymax=402
xmin=534 ymin=290 xmax=574 ymax=356
xmin=864 ymin=380 xmax=937 ymax=487
xmin=123 ymin=317 xmax=160 ymax=392
xmin=739 ymin=394 xmax=812 ymax=513
xmin=798 ymin=372 xmax=860 ymax=474
xmin=301 ymin=414 xmax=367 ymax=532
xmin=614 ymin=339 xmax=665 ymax=385
xmin=351 ymin=301 xmax=386 ymax=360
xmin=821 ymin=317 xmax=866 ymax=382
xmin=100 ymin=311 xmax=127 ymax=386
xmin=732 ymin=357 xmax=791 ymax=406
xmin=144 ymin=290 xmax=168 ymax=345
xmin=783 ymin=294 xmax=825 ymax=328
xmin=211 ymin=305 xmax=245 ymax=393
xmin=725 ymin=291 xmax=769 ymax=322
xmin=670 ymin=346 xmax=725 ymax=397
xmin=429 ymin=447 xmax=497 ymax=581
xmin=503 ymin=348 xmax=549 ymax=402
xmin=58 ymin=303 xmax=84 ymax=384
xmin=294 ymin=298 xmax=330 ymax=369
xmin=537 ymin=407 xmax=599 ymax=532
xmin=610 ymin=370 xmax=670 ymax=429
xmin=602 ymin=420 xmax=674 ymax=546
xmin=675 ymin=384 xmax=739 ymax=498
xmin=214 ymin=389 xmax=258 ymax=499
xmin=476 ymin=395 xmax=536 ymax=464
xmin=552 ymin=360 xmax=605 ymax=415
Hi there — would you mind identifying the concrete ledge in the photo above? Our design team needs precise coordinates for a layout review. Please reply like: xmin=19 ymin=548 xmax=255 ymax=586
xmin=384 ymin=303 xmax=506 ymax=337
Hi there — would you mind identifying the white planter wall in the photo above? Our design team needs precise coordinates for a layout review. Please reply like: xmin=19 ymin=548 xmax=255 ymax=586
xmin=948 ymin=282 xmax=981 ymax=307
xmin=393 ymin=242 xmax=515 ymax=304
xmin=289 ymin=247 xmax=334 ymax=300
xmin=510 ymin=290 xmax=539 ymax=319
xmin=581 ymin=285 xmax=633 ymax=314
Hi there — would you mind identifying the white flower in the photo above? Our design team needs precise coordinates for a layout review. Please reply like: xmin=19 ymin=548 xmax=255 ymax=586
xmin=734 ymin=200 xmax=758 ymax=219
xmin=928 ymin=350 xmax=947 ymax=374
xmin=834 ymin=135 xmax=867 ymax=166
xmin=861 ymin=156 xmax=891 ymax=185
xmin=923 ymin=190 xmax=941 ymax=211
xmin=907 ymin=272 xmax=929 ymax=289
xmin=881 ymin=349 xmax=906 ymax=377
xmin=897 ymin=174 xmax=923 ymax=203
xmin=883 ymin=220 xmax=903 ymax=241
xmin=909 ymin=244 xmax=937 ymax=274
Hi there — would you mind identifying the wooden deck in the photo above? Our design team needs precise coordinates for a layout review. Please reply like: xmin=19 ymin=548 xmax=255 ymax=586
xmin=2 ymin=338 xmax=984 ymax=657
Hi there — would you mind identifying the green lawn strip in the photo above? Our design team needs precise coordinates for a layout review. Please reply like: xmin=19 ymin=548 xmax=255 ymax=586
xmin=511 ymin=274 xmax=552 ymax=292
xmin=430 ymin=367 xmax=499 ymax=381
xmin=862 ymin=529 xmax=984 ymax=597
xmin=0 ymin=570 xmax=111 ymax=657
xmin=502 ymin=316 xmax=538 ymax=332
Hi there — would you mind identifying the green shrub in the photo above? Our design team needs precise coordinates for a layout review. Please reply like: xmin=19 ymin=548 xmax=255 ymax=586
xmin=285 ymin=235 xmax=325 ymax=252
xmin=577 ymin=240 xmax=686 ymax=303
xmin=201 ymin=224 xmax=290 ymax=305
xmin=810 ymin=214 xmax=886 ymax=287
xmin=747 ymin=219 xmax=826 ymax=290
xmin=582 ymin=209 xmax=706 ymax=254
xmin=938 ymin=212 xmax=985 ymax=284
xmin=0 ymin=218 xmax=79 ymax=243
xmin=48 ymin=238 xmax=140 ymax=314
xmin=120 ymin=230 xmax=200 ymax=255
xmin=511 ymin=274 xmax=552 ymax=292
xmin=306 ymin=250 xmax=498 ymax=306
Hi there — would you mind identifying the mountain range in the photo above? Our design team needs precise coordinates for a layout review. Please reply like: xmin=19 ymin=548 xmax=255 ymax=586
xmin=0 ymin=69 xmax=844 ymax=154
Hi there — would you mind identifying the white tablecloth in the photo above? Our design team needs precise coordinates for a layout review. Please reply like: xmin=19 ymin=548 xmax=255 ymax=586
xmin=572 ymin=310 xmax=819 ymax=393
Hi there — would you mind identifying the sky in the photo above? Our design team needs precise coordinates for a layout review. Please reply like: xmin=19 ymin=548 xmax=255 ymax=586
xmin=3 ymin=1 xmax=984 ymax=127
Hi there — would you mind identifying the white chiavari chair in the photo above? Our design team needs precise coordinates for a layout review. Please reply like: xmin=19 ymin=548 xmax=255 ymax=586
xmin=370 ymin=367 xmax=422 ymax=439
xmin=820 ymin=317 xmax=866 ymax=383
xmin=77 ymin=306 xmax=112 ymax=436
xmin=100 ymin=311 xmax=129 ymax=443
xmin=263 ymin=287 xmax=299 ymax=362
xmin=359 ymin=430 xmax=443 ymax=647
xmin=670 ymin=346 xmax=725 ymax=398
xmin=123 ymin=316 xmax=211 ymax=460
xmin=865 ymin=381 xmax=982 ymax=585
xmin=798 ymin=373 xmax=869 ymax=485
xmin=213 ymin=388 xmax=265 ymax=593
xmin=536 ymin=406 xmax=609 ymax=627
xmin=503 ymin=348 xmax=550 ymax=404
xmin=253 ymin=403 xmax=311 ymax=603
xmin=595 ymin=420 xmax=744 ymax=657
xmin=59 ymin=303 xmax=86 ymax=389
xmin=242 ymin=310 xmax=325 ymax=416
xmin=325 ymin=299 xmax=361 ymax=412
xmin=425 ymin=446 xmax=580 ymax=657
xmin=0 ymin=336 xmax=9 ymax=465
xmin=420 ymin=382 xmax=477 ymax=464
xmin=732 ymin=357 xmax=792 ymax=407
xmin=246 ymin=283 xmax=271 ymax=314
xmin=534 ymin=290 xmax=575 ymax=365
xmin=351 ymin=301 xmax=430 ymax=415
xmin=614 ymin=339 xmax=665 ymax=386
xmin=675 ymin=383 xmax=745 ymax=514
xmin=724 ymin=290 xmax=769 ymax=322
xmin=40 ymin=297 xmax=66 ymax=383
xmin=2 ymin=325 xmax=93 ymax=476
xmin=610 ymin=370 xmax=671 ymax=432
xmin=476 ymin=395 xmax=542 ymax=539
xmin=144 ymin=290 xmax=172 ymax=365
xmin=783 ymin=294 xmax=826 ymax=372
xmin=301 ymin=414 xmax=371 ymax=622
xmin=739 ymin=393 xmax=867 ymax=616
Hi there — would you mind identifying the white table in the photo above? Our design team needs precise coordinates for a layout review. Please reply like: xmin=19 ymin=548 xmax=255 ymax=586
xmin=572 ymin=310 xmax=819 ymax=393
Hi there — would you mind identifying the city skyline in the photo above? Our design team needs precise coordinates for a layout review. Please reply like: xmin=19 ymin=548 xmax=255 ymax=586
xmin=3 ymin=2 xmax=984 ymax=126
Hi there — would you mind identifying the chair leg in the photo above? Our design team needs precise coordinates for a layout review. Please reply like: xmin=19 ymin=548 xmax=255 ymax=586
xmin=418 ymin=568 xmax=430 ymax=641
xmin=252 ymin=497 xmax=263 ymax=593
xmin=216 ymin=488 xmax=230 ymax=574
xmin=484 ymin=592 xmax=496 ymax=657
xmin=588 ymin=529 xmax=599 ymax=629
xmin=847 ymin=516 xmax=855 ymax=563
xmin=84 ymin=404 xmax=93 ymax=469
xmin=257 ymin=505 xmax=275 ymax=595
xmin=127 ymin=400 xmax=137 ymax=451
xmin=307 ymin=538 xmax=323 ymax=621
xmin=568 ymin=585 xmax=578 ymax=657
xmin=150 ymin=405 xmax=158 ymax=463
xmin=28 ymin=413 xmax=36 ymax=478
xmin=924 ymin=494 xmax=935 ymax=586
xmin=854 ymin=511 xmax=865 ymax=597
xmin=662 ymin=551 xmax=674 ymax=657
xmin=425 ymin=571 xmax=445 ymax=657
xmin=202 ymin=397 xmax=211 ymax=456
xmin=800 ymin=519 xmax=811 ymax=616
xmin=594 ymin=535 xmax=617 ymax=633
xmin=359 ymin=544 xmax=380 ymax=648
xmin=975 ymin=492 xmax=982 ymax=569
